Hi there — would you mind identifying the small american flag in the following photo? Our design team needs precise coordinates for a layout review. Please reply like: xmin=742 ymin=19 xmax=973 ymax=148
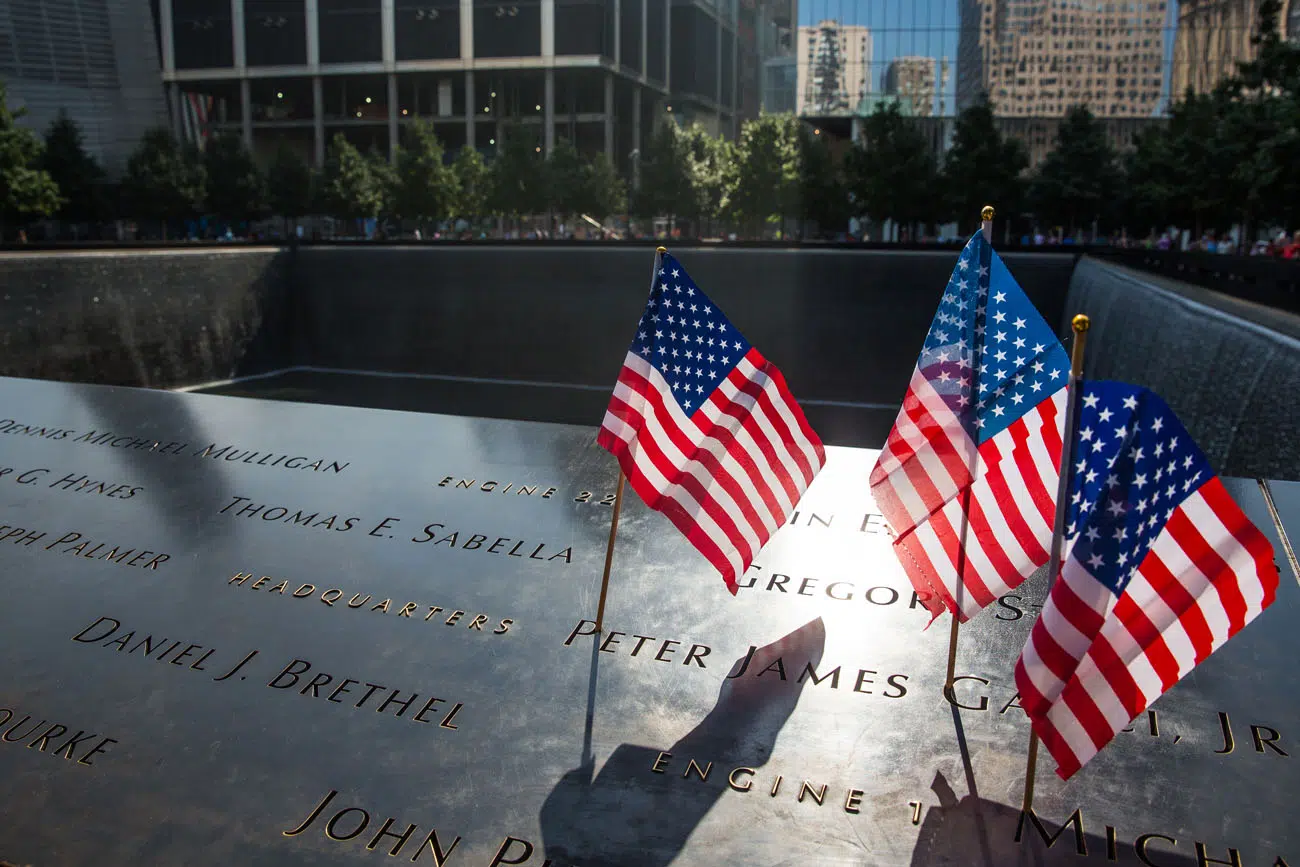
xmin=598 ymin=251 xmax=826 ymax=593
xmin=869 ymin=232 xmax=1070 ymax=621
xmin=1015 ymin=381 xmax=1278 ymax=779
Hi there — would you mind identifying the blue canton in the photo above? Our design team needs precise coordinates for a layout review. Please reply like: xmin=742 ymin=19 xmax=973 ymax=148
xmin=628 ymin=253 xmax=752 ymax=415
xmin=1063 ymin=382 xmax=1213 ymax=596
xmin=919 ymin=233 xmax=1069 ymax=442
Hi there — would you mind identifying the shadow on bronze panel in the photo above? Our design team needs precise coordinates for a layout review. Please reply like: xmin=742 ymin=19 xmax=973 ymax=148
xmin=538 ymin=617 xmax=826 ymax=867
xmin=908 ymin=772 xmax=1198 ymax=867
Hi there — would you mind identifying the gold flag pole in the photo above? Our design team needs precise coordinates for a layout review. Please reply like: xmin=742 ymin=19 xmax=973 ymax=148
xmin=594 ymin=245 xmax=667 ymax=633
xmin=593 ymin=471 xmax=626 ymax=633
xmin=1022 ymin=313 xmax=1091 ymax=813
xmin=945 ymin=206 xmax=997 ymax=689
xmin=1256 ymin=478 xmax=1300 ymax=587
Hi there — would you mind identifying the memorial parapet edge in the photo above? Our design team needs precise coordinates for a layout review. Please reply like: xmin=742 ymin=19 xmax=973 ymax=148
xmin=0 ymin=374 xmax=1294 ymax=867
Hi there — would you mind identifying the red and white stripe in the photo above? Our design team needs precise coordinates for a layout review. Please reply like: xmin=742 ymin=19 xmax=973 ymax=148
xmin=1014 ymin=476 xmax=1278 ymax=779
xmin=870 ymin=377 xmax=1066 ymax=621
xmin=598 ymin=348 xmax=825 ymax=593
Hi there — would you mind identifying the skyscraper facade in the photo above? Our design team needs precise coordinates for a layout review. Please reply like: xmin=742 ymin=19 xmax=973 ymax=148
xmin=795 ymin=19 xmax=869 ymax=116
xmin=883 ymin=55 xmax=937 ymax=116
xmin=956 ymin=0 xmax=1168 ymax=119
xmin=1171 ymin=0 xmax=1258 ymax=97
xmin=159 ymin=0 xmax=755 ymax=170
xmin=0 ymin=0 xmax=167 ymax=173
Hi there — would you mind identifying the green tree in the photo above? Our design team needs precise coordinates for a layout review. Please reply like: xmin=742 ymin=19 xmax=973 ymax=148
xmin=681 ymin=124 xmax=730 ymax=236
xmin=796 ymin=125 xmax=849 ymax=238
xmin=1028 ymin=105 xmax=1122 ymax=237
xmin=41 ymin=110 xmax=105 ymax=226
xmin=632 ymin=121 xmax=691 ymax=227
xmin=393 ymin=119 xmax=456 ymax=230
xmin=0 ymin=81 xmax=61 ymax=237
xmin=583 ymin=152 xmax=627 ymax=223
xmin=940 ymin=95 xmax=1029 ymax=234
xmin=367 ymin=148 xmax=399 ymax=225
xmin=122 ymin=127 xmax=205 ymax=239
xmin=727 ymin=113 xmax=801 ymax=237
xmin=319 ymin=133 xmax=382 ymax=224
xmin=1130 ymin=92 xmax=1228 ymax=235
xmin=1219 ymin=0 xmax=1300 ymax=235
xmin=489 ymin=128 xmax=546 ymax=223
xmin=204 ymin=131 xmax=265 ymax=226
xmin=844 ymin=101 xmax=939 ymax=239
xmin=451 ymin=145 xmax=488 ymax=226
xmin=266 ymin=144 xmax=313 ymax=235
xmin=545 ymin=139 xmax=589 ymax=218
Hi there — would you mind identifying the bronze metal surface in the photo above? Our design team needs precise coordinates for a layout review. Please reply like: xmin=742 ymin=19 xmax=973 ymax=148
xmin=0 ymin=375 xmax=1294 ymax=866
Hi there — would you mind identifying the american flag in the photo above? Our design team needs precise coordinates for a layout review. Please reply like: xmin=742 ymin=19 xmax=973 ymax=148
xmin=597 ymin=251 xmax=826 ymax=594
xmin=869 ymin=232 xmax=1070 ymax=621
xmin=1015 ymin=382 xmax=1278 ymax=779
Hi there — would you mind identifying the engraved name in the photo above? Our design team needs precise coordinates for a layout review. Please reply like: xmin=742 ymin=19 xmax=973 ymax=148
xmin=70 ymin=616 xmax=466 ymax=733
xmin=0 ymin=526 xmax=169 ymax=570
xmin=0 ymin=419 xmax=349 ymax=474
xmin=564 ymin=620 xmax=909 ymax=697
xmin=0 ymin=705 xmax=118 ymax=768
xmin=0 ymin=467 xmax=143 ymax=500
xmin=283 ymin=789 xmax=462 ymax=864
xmin=1016 ymin=807 xmax=1293 ymax=866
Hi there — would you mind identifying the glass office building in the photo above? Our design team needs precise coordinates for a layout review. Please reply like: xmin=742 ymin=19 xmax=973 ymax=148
xmin=0 ymin=0 xmax=167 ymax=173
xmin=160 ymin=0 xmax=764 ymax=170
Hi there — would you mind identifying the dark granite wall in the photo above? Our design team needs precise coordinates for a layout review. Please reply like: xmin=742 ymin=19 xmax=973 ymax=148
xmin=1064 ymin=257 xmax=1300 ymax=479
xmin=3 ymin=245 xmax=1296 ymax=478
xmin=0 ymin=247 xmax=292 ymax=388
xmin=291 ymin=246 xmax=1076 ymax=405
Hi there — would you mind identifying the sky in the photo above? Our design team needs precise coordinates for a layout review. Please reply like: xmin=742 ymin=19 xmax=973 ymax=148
xmin=794 ymin=0 xmax=1184 ymax=114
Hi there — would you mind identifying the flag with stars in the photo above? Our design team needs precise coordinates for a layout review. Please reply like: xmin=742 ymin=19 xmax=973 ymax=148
xmin=1015 ymin=382 xmax=1278 ymax=779
xmin=597 ymin=250 xmax=826 ymax=594
xmin=869 ymin=232 xmax=1070 ymax=622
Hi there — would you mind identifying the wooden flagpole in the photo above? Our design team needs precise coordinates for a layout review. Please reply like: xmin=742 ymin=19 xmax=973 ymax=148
xmin=594 ymin=245 xmax=666 ymax=633
xmin=1022 ymin=313 xmax=1091 ymax=813
xmin=1256 ymin=478 xmax=1300 ymax=587
xmin=945 ymin=206 xmax=997 ymax=689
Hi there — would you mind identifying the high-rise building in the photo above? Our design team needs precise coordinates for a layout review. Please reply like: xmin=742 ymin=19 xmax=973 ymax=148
xmin=883 ymin=55 xmax=937 ymax=117
xmin=796 ymin=19 xmax=869 ymax=116
xmin=1171 ymin=0 xmax=1258 ymax=98
xmin=956 ymin=0 xmax=1168 ymax=119
xmin=0 ymin=0 xmax=167 ymax=174
xmin=758 ymin=0 xmax=795 ymax=113
xmin=158 ymin=0 xmax=755 ymax=170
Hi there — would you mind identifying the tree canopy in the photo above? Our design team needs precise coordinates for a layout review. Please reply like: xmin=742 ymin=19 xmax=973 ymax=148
xmin=0 ymin=81 xmax=62 ymax=231
xmin=393 ymin=119 xmax=457 ymax=223
xmin=122 ymin=127 xmax=205 ymax=235
xmin=1029 ymin=105 xmax=1122 ymax=234
xmin=204 ymin=131 xmax=265 ymax=224
xmin=451 ymin=145 xmax=489 ymax=223
xmin=726 ymin=113 xmax=801 ymax=233
xmin=266 ymin=144 xmax=313 ymax=223
xmin=41 ymin=111 xmax=105 ymax=224
xmin=319 ymin=134 xmax=384 ymax=221
xmin=941 ymin=95 xmax=1028 ymax=234
xmin=845 ymin=100 xmax=939 ymax=236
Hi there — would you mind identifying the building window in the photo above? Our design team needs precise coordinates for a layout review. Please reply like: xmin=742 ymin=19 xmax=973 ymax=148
xmin=245 ymin=0 xmax=307 ymax=66
xmin=474 ymin=0 xmax=542 ymax=58
xmin=172 ymin=0 xmax=233 ymax=69
xmin=395 ymin=0 xmax=461 ymax=59
xmin=319 ymin=0 xmax=382 ymax=63
xmin=620 ymin=0 xmax=642 ymax=71
xmin=555 ymin=0 xmax=613 ymax=58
